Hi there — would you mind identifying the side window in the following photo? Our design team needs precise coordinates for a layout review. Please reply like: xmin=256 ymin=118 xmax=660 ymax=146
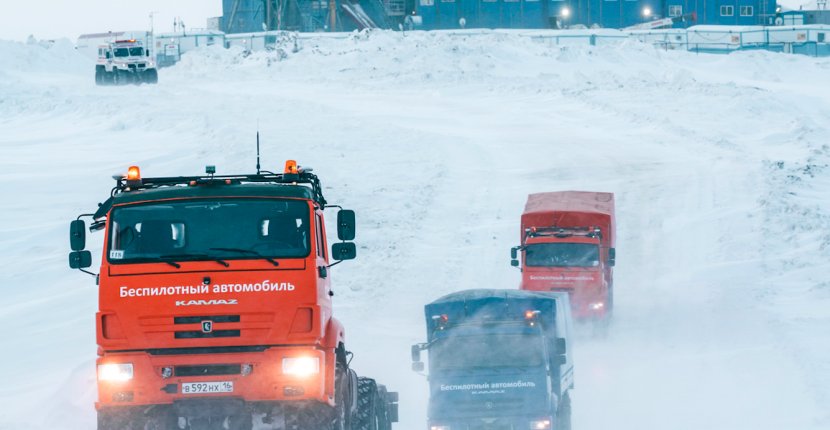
xmin=315 ymin=214 xmax=326 ymax=258
xmin=669 ymin=5 xmax=682 ymax=17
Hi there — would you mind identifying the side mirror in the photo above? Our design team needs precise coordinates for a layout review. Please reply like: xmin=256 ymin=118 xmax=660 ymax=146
xmin=510 ymin=259 xmax=519 ymax=267
xmin=510 ymin=246 xmax=518 ymax=259
xmin=412 ymin=361 xmax=425 ymax=372
xmin=553 ymin=337 xmax=567 ymax=354
xmin=337 ymin=210 xmax=356 ymax=241
xmin=411 ymin=344 xmax=422 ymax=362
xmin=70 ymin=220 xmax=86 ymax=251
xmin=553 ymin=354 xmax=567 ymax=366
xmin=331 ymin=242 xmax=356 ymax=261
xmin=69 ymin=250 xmax=92 ymax=269
xmin=608 ymin=248 xmax=616 ymax=267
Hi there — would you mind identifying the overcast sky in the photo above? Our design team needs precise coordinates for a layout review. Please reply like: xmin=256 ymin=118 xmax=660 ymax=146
xmin=0 ymin=1 xmax=222 ymax=41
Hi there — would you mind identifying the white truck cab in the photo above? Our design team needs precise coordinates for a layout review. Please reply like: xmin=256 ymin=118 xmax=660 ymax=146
xmin=95 ymin=40 xmax=158 ymax=85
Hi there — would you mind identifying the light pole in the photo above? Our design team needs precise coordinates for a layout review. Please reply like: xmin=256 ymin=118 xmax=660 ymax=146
xmin=149 ymin=11 xmax=159 ymax=59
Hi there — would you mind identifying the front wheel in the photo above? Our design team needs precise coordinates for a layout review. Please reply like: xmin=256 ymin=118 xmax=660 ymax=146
xmin=143 ymin=69 xmax=159 ymax=84
xmin=355 ymin=378 xmax=379 ymax=430
xmin=557 ymin=393 xmax=572 ymax=430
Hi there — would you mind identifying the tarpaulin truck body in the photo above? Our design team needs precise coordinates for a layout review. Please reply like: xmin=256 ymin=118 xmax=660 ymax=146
xmin=69 ymin=164 xmax=397 ymax=430
xmin=412 ymin=289 xmax=574 ymax=430
xmin=514 ymin=191 xmax=616 ymax=321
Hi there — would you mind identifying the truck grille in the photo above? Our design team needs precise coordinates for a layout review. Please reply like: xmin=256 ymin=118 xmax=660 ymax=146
xmin=174 ymin=364 xmax=242 ymax=377
xmin=174 ymin=314 xmax=241 ymax=339
xmin=174 ymin=315 xmax=240 ymax=324
xmin=174 ymin=330 xmax=240 ymax=339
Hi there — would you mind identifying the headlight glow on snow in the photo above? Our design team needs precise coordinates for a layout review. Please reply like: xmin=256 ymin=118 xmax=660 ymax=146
xmin=97 ymin=363 xmax=134 ymax=382
xmin=282 ymin=357 xmax=320 ymax=378
xmin=430 ymin=426 xmax=450 ymax=430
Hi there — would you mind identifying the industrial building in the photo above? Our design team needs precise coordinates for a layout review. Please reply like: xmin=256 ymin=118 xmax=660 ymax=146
xmin=218 ymin=0 xmax=778 ymax=31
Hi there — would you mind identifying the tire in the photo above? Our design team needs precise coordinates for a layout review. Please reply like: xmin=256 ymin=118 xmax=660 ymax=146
xmin=95 ymin=67 xmax=105 ymax=85
xmin=355 ymin=378 xmax=379 ymax=430
xmin=557 ymin=393 xmax=572 ymax=430
xmin=144 ymin=69 xmax=159 ymax=84
xmin=116 ymin=69 xmax=132 ymax=85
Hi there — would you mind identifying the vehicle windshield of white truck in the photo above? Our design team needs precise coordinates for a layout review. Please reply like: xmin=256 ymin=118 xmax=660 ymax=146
xmin=431 ymin=334 xmax=545 ymax=370
xmin=525 ymin=243 xmax=600 ymax=267
xmin=114 ymin=47 xmax=144 ymax=57
xmin=107 ymin=198 xmax=311 ymax=263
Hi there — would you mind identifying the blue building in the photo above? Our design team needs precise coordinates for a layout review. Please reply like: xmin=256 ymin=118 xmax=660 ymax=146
xmin=414 ymin=0 xmax=777 ymax=29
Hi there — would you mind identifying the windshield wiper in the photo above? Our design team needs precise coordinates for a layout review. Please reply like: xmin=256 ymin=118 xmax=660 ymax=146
xmin=159 ymin=254 xmax=230 ymax=268
xmin=209 ymin=248 xmax=280 ymax=267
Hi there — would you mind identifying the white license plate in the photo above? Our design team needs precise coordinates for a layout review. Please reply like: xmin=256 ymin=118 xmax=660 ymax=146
xmin=182 ymin=381 xmax=233 ymax=394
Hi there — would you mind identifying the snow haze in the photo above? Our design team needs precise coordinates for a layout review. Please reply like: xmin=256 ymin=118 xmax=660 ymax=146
xmin=0 ymin=1 xmax=221 ymax=41
xmin=0 ymin=32 xmax=828 ymax=430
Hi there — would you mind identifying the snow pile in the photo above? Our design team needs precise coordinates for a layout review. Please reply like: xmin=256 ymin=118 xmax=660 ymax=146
xmin=1 ymin=31 xmax=829 ymax=430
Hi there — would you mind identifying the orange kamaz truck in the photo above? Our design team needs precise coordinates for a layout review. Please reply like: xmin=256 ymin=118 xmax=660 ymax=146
xmin=69 ymin=162 xmax=398 ymax=430
xmin=511 ymin=191 xmax=616 ymax=323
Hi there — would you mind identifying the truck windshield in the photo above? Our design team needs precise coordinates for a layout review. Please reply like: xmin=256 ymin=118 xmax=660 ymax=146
xmin=525 ymin=243 xmax=599 ymax=267
xmin=114 ymin=47 xmax=144 ymax=57
xmin=108 ymin=198 xmax=311 ymax=263
xmin=431 ymin=334 xmax=545 ymax=370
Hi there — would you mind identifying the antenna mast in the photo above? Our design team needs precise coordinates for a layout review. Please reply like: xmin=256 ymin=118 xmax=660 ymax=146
xmin=256 ymin=122 xmax=261 ymax=174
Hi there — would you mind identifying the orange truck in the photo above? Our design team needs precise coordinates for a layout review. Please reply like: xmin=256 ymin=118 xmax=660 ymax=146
xmin=68 ymin=162 xmax=398 ymax=430
xmin=511 ymin=191 xmax=616 ymax=322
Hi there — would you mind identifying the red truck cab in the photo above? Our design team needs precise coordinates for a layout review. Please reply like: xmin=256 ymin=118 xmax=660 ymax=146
xmin=511 ymin=191 xmax=616 ymax=322
xmin=68 ymin=162 xmax=397 ymax=430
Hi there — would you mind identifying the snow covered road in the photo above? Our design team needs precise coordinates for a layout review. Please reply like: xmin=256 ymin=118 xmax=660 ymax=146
xmin=0 ymin=33 xmax=828 ymax=429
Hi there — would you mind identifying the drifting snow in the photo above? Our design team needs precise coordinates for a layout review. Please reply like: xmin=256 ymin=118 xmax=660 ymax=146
xmin=0 ymin=32 xmax=828 ymax=430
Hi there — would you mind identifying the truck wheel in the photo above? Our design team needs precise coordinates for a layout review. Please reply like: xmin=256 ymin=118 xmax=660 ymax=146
xmin=144 ymin=69 xmax=159 ymax=84
xmin=355 ymin=377 xmax=379 ymax=430
xmin=95 ymin=67 xmax=105 ymax=85
xmin=557 ymin=393 xmax=572 ymax=430
xmin=116 ymin=70 xmax=132 ymax=85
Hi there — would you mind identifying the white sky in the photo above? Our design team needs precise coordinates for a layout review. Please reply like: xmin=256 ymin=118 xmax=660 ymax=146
xmin=0 ymin=1 xmax=222 ymax=41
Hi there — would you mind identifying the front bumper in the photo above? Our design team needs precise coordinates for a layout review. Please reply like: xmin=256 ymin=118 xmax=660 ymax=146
xmin=429 ymin=414 xmax=554 ymax=430
xmin=96 ymin=346 xmax=331 ymax=410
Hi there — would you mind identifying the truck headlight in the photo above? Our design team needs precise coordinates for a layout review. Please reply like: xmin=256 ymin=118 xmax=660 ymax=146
xmin=282 ymin=357 xmax=319 ymax=378
xmin=98 ymin=363 xmax=134 ymax=382
xmin=589 ymin=302 xmax=605 ymax=310
xmin=530 ymin=418 xmax=552 ymax=430
xmin=430 ymin=426 xmax=451 ymax=430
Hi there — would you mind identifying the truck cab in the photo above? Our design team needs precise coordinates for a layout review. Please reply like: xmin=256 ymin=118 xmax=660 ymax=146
xmin=69 ymin=162 xmax=397 ymax=430
xmin=412 ymin=289 xmax=574 ymax=430
xmin=512 ymin=191 xmax=616 ymax=322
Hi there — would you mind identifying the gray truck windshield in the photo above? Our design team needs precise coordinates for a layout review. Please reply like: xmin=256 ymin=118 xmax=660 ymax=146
xmin=525 ymin=243 xmax=599 ymax=267
xmin=114 ymin=47 xmax=144 ymax=57
xmin=431 ymin=334 xmax=545 ymax=370
xmin=108 ymin=198 xmax=310 ymax=263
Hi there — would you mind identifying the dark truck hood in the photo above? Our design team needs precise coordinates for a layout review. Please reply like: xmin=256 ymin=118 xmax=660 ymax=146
xmin=429 ymin=369 xmax=551 ymax=419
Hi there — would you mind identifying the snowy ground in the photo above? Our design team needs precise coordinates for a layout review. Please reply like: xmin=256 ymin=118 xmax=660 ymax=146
xmin=0 ymin=33 xmax=828 ymax=430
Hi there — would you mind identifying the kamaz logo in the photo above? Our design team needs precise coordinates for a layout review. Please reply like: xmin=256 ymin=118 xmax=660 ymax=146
xmin=201 ymin=320 xmax=214 ymax=333
xmin=175 ymin=299 xmax=238 ymax=306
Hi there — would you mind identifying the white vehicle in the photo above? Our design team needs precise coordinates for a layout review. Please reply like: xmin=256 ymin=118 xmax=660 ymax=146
xmin=95 ymin=39 xmax=158 ymax=85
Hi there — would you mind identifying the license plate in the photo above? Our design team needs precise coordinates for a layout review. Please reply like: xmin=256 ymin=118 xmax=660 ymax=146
xmin=182 ymin=381 xmax=233 ymax=394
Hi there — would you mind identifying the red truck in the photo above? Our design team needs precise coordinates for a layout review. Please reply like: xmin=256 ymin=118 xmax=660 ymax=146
xmin=511 ymin=191 xmax=616 ymax=322
xmin=68 ymin=162 xmax=398 ymax=430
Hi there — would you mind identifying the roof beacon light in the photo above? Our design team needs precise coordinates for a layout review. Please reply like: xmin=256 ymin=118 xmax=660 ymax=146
xmin=284 ymin=160 xmax=299 ymax=175
xmin=126 ymin=166 xmax=141 ymax=181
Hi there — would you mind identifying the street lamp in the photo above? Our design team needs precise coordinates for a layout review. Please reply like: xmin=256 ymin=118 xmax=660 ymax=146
xmin=642 ymin=6 xmax=653 ymax=18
